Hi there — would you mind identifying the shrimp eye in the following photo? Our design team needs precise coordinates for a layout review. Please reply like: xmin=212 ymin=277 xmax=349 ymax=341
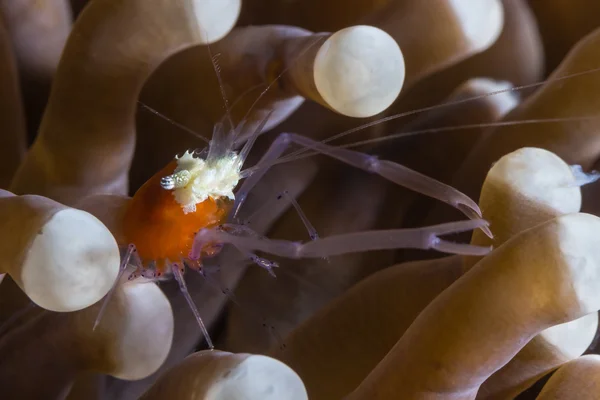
xmin=160 ymin=176 xmax=175 ymax=190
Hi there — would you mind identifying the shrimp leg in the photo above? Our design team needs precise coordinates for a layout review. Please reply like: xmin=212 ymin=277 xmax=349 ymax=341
xmin=233 ymin=132 xmax=490 ymax=237
xmin=191 ymin=219 xmax=491 ymax=261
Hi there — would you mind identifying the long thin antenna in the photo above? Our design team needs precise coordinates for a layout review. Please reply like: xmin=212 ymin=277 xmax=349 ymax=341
xmin=134 ymin=35 xmax=324 ymax=154
xmin=141 ymin=43 xmax=600 ymax=172
xmin=272 ymin=66 xmax=600 ymax=163
xmin=257 ymin=115 xmax=600 ymax=168
xmin=238 ymin=110 xmax=274 ymax=167
xmin=137 ymin=101 xmax=210 ymax=144
xmin=231 ymin=35 xmax=327 ymax=145
xmin=207 ymin=46 xmax=235 ymax=135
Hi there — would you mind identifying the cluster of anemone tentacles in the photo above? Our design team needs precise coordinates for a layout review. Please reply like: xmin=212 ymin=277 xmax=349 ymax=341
xmin=2 ymin=0 xmax=600 ymax=399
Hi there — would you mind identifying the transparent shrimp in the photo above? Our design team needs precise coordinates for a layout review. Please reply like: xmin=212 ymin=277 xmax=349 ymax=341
xmin=94 ymin=98 xmax=494 ymax=349
xmin=95 ymin=36 xmax=600 ymax=349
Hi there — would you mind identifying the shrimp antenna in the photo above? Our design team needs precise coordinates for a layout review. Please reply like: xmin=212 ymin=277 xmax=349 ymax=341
xmin=137 ymin=101 xmax=210 ymax=144
xmin=343 ymin=116 xmax=600 ymax=149
xmin=229 ymin=35 xmax=327 ymax=147
xmin=273 ymin=65 xmax=600 ymax=164
xmin=238 ymin=110 xmax=274 ymax=167
xmin=268 ymin=115 xmax=600 ymax=167
xmin=136 ymin=35 xmax=324 ymax=153
xmin=209 ymin=50 xmax=234 ymax=130
xmin=206 ymin=36 xmax=237 ymax=161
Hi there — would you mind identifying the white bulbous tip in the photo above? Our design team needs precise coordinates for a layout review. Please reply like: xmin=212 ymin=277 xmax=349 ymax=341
xmin=542 ymin=312 xmax=598 ymax=359
xmin=555 ymin=213 xmax=600 ymax=315
xmin=20 ymin=208 xmax=120 ymax=312
xmin=106 ymin=282 xmax=174 ymax=380
xmin=191 ymin=0 xmax=242 ymax=44
xmin=448 ymin=0 xmax=504 ymax=52
xmin=208 ymin=354 xmax=308 ymax=400
xmin=314 ymin=25 xmax=405 ymax=118
xmin=490 ymin=148 xmax=583 ymax=216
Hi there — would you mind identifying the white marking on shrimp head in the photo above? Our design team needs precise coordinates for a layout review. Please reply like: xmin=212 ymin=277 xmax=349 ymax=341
xmin=160 ymin=150 xmax=242 ymax=214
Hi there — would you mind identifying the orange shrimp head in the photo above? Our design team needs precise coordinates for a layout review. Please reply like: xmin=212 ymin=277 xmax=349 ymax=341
xmin=122 ymin=150 xmax=243 ymax=276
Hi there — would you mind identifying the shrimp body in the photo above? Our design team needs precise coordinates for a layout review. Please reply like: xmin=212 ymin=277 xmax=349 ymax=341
xmin=122 ymin=150 xmax=241 ymax=275
xmin=95 ymin=149 xmax=242 ymax=342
